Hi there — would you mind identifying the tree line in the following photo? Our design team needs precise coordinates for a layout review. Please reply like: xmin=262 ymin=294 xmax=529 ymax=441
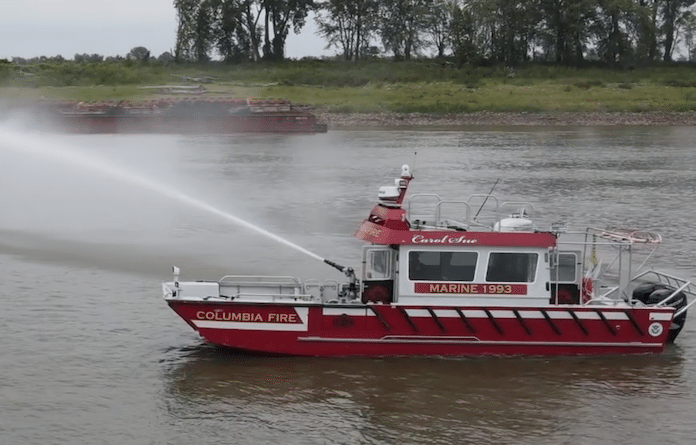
xmin=10 ymin=47 xmax=175 ymax=65
xmin=174 ymin=0 xmax=314 ymax=62
xmin=148 ymin=1 xmax=696 ymax=65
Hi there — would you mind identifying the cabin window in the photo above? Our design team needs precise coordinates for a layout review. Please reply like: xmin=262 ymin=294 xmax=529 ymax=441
xmin=409 ymin=251 xmax=477 ymax=281
xmin=486 ymin=253 xmax=538 ymax=283
xmin=367 ymin=250 xmax=391 ymax=280
xmin=550 ymin=252 xmax=577 ymax=282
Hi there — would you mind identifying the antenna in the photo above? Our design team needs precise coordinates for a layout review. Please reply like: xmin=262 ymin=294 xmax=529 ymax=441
xmin=474 ymin=178 xmax=500 ymax=220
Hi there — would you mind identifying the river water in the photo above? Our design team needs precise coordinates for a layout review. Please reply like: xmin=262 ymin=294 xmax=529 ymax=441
xmin=1 ymin=126 xmax=696 ymax=444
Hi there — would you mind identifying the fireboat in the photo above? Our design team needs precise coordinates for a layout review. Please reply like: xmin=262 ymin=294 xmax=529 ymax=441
xmin=163 ymin=165 xmax=694 ymax=356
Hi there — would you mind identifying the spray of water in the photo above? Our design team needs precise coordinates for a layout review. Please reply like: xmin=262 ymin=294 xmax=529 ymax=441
xmin=0 ymin=127 xmax=325 ymax=263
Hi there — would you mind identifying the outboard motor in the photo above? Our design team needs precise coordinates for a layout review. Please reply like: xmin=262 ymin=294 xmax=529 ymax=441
xmin=633 ymin=282 xmax=688 ymax=343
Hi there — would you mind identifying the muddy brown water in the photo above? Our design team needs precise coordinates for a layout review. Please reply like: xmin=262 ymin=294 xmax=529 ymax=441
xmin=1 ymin=127 xmax=695 ymax=444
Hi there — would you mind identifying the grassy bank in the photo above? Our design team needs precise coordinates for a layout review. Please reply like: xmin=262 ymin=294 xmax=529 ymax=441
xmin=2 ymin=59 xmax=696 ymax=113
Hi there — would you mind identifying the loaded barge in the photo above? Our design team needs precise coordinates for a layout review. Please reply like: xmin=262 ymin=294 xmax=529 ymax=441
xmin=20 ymin=98 xmax=327 ymax=134
xmin=163 ymin=165 xmax=694 ymax=356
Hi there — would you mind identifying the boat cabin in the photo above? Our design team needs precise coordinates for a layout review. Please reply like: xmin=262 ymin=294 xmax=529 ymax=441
xmin=354 ymin=165 xmax=644 ymax=309
xmin=361 ymin=242 xmax=558 ymax=307
xmin=167 ymin=164 xmax=682 ymax=313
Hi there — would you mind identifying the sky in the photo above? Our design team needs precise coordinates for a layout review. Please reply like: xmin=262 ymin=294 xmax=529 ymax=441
xmin=1 ymin=0 xmax=331 ymax=60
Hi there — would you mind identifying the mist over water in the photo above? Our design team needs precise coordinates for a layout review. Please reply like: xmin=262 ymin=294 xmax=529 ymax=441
xmin=0 ymin=126 xmax=324 ymax=264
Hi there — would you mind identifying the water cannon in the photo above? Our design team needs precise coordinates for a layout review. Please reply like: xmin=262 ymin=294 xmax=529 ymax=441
xmin=324 ymin=259 xmax=349 ymax=274
xmin=324 ymin=259 xmax=358 ymax=298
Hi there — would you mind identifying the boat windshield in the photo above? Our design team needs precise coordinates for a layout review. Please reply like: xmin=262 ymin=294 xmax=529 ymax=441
xmin=408 ymin=251 xmax=477 ymax=281
xmin=485 ymin=253 xmax=538 ymax=283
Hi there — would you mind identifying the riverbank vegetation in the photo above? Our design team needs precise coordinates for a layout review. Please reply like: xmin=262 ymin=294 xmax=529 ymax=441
xmin=3 ymin=1 xmax=696 ymax=114
xmin=2 ymin=58 xmax=696 ymax=113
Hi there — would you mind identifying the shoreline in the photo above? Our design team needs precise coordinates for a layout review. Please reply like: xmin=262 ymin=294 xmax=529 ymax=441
xmin=316 ymin=111 xmax=696 ymax=129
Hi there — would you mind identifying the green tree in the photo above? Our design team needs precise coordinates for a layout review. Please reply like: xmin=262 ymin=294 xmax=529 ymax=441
xmin=214 ymin=0 xmax=253 ymax=61
xmin=487 ymin=0 xmax=539 ymax=64
xmin=239 ymin=0 xmax=264 ymax=61
xmin=536 ymin=0 xmax=594 ymax=64
xmin=74 ymin=53 xmax=104 ymax=63
xmin=425 ymin=0 xmax=456 ymax=58
xmin=158 ymin=52 xmax=176 ymax=62
xmin=634 ymin=0 xmax=659 ymax=62
xmin=315 ymin=0 xmax=379 ymax=60
xmin=263 ymin=0 xmax=315 ymax=60
xmin=678 ymin=9 xmax=696 ymax=61
xmin=450 ymin=1 xmax=490 ymax=64
xmin=192 ymin=0 xmax=216 ymax=62
xmin=379 ymin=0 xmax=431 ymax=59
xmin=174 ymin=0 xmax=199 ymax=61
xmin=127 ymin=46 xmax=151 ymax=61
xmin=660 ymin=0 xmax=696 ymax=61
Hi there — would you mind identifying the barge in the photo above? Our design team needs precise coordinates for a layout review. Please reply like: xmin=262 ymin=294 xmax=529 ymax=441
xmin=19 ymin=98 xmax=327 ymax=134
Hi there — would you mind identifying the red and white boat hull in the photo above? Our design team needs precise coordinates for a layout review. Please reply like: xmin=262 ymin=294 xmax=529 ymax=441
xmin=167 ymin=301 xmax=675 ymax=356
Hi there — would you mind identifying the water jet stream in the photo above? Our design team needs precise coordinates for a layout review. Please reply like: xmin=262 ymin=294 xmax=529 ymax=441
xmin=0 ymin=128 xmax=325 ymax=263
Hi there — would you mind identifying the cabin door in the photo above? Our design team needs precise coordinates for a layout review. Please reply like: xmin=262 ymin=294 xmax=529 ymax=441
xmin=360 ymin=246 xmax=396 ymax=303
xmin=549 ymin=250 xmax=582 ymax=304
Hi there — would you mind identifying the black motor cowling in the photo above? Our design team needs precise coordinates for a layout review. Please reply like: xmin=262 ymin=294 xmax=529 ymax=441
xmin=632 ymin=282 xmax=688 ymax=343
